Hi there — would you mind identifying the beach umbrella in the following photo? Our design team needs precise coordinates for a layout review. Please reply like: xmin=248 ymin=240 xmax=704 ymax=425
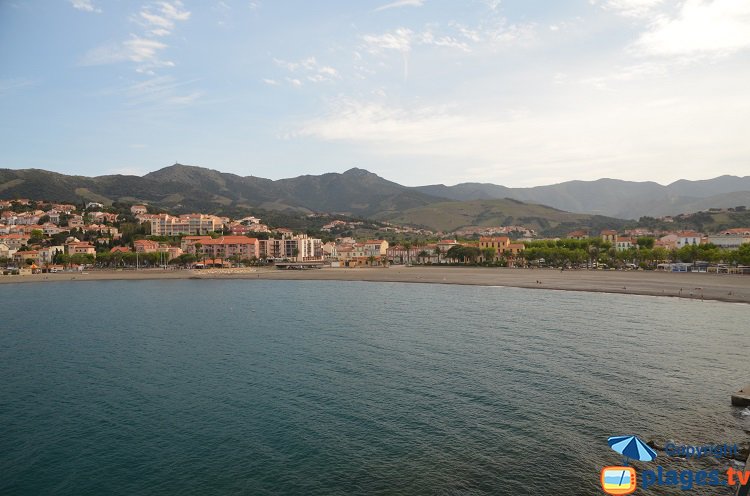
xmin=608 ymin=435 xmax=657 ymax=463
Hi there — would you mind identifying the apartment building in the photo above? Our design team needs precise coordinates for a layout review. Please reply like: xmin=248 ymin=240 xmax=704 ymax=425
xmin=200 ymin=236 xmax=259 ymax=260
xmin=147 ymin=214 xmax=224 ymax=236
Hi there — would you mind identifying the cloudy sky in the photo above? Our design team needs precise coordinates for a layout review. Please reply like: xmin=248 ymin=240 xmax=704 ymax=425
xmin=1 ymin=0 xmax=748 ymax=187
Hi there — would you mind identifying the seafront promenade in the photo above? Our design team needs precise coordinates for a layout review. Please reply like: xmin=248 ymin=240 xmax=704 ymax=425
xmin=1 ymin=266 xmax=749 ymax=304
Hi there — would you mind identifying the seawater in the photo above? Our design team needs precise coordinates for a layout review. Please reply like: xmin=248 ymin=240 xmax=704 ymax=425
xmin=1 ymin=280 xmax=748 ymax=495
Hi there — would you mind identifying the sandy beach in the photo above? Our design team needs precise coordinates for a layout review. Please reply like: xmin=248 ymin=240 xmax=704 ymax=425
xmin=1 ymin=266 xmax=749 ymax=304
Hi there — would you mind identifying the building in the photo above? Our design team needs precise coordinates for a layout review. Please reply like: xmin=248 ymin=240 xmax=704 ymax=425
xmin=0 ymin=242 xmax=11 ymax=259
xmin=38 ymin=246 xmax=64 ymax=264
xmin=134 ymin=239 xmax=160 ymax=253
xmin=0 ymin=234 xmax=30 ymax=250
xmin=363 ymin=239 xmax=389 ymax=256
xmin=601 ymin=230 xmax=617 ymax=244
xmin=180 ymin=236 xmax=213 ymax=254
xmin=567 ymin=230 xmax=588 ymax=240
xmin=259 ymin=235 xmax=323 ymax=261
xmin=676 ymin=231 xmax=702 ymax=248
xmin=147 ymin=214 xmax=224 ymax=236
xmin=131 ymin=205 xmax=148 ymax=215
xmin=199 ymin=236 xmax=259 ymax=260
xmin=65 ymin=242 xmax=96 ymax=257
xmin=478 ymin=236 xmax=510 ymax=261
xmin=707 ymin=229 xmax=750 ymax=249
xmin=615 ymin=237 xmax=635 ymax=251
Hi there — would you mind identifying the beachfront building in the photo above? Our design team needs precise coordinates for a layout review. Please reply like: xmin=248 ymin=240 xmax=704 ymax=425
xmin=676 ymin=231 xmax=702 ymax=248
xmin=134 ymin=239 xmax=160 ymax=253
xmin=38 ymin=246 xmax=64 ymax=264
xmin=146 ymin=213 xmax=224 ymax=236
xmin=180 ymin=236 xmax=212 ymax=254
xmin=708 ymin=228 xmax=750 ymax=249
xmin=0 ymin=242 xmax=11 ymax=259
xmin=199 ymin=236 xmax=259 ymax=261
xmin=478 ymin=236 xmax=510 ymax=262
xmin=258 ymin=235 xmax=323 ymax=262
xmin=65 ymin=242 xmax=96 ymax=257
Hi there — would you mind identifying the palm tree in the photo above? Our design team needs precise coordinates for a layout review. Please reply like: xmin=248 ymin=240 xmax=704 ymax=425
xmin=434 ymin=247 xmax=442 ymax=264
xmin=402 ymin=241 xmax=412 ymax=265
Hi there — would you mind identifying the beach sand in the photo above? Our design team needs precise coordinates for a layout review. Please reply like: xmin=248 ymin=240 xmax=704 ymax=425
xmin=1 ymin=266 xmax=748 ymax=304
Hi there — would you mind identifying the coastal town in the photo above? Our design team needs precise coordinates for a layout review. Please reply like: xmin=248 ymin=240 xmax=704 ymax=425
xmin=1 ymin=198 xmax=749 ymax=276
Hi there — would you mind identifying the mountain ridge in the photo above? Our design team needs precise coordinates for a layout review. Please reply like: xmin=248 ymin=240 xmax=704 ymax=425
xmin=1 ymin=164 xmax=748 ymax=221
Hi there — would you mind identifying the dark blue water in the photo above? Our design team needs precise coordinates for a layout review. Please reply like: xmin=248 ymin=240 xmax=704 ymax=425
xmin=1 ymin=280 xmax=748 ymax=495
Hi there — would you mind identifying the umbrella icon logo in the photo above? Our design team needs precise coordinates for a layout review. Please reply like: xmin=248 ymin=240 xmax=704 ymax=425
xmin=608 ymin=435 xmax=658 ymax=464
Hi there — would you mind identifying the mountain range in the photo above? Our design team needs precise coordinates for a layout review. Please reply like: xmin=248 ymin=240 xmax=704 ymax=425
xmin=1 ymin=165 xmax=748 ymax=231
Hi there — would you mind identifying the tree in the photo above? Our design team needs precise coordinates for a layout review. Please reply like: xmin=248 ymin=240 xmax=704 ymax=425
xmin=417 ymin=250 xmax=429 ymax=264
xmin=480 ymin=247 xmax=497 ymax=264
xmin=434 ymin=247 xmax=443 ymax=264
xmin=402 ymin=241 xmax=412 ymax=264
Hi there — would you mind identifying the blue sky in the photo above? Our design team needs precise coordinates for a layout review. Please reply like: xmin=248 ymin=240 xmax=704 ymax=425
xmin=1 ymin=0 xmax=749 ymax=187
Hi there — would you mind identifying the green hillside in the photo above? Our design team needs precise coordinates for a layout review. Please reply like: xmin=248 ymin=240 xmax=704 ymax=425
xmin=382 ymin=198 xmax=627 ymax=235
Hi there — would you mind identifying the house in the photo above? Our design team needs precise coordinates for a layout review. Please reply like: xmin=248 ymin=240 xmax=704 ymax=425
xmin=38 ymin=246 xmax=64 ymax=264
xmin=657 ymin=234 xmax=678 ymax=249
xmin=65 ymin=242 xmax=96 ymax=257
xmin=0 ymin=234 xmax=30 ymax=250
xmin=41 ymin=223 xmax=64 ymax=236
xmin=134 ymin=239 xmax=160 ymax=253
xmin=322 ymin=242 xmax=338 ymax=259
xmin=601 ymin=230 xmax=617 ymax=244
xmin=676 ymin=231 xmax=702 ymax=248
xmin=85 ymin=202 xmax=104 ymax=210
xmin=110 ymin=246 xmax=132 ymax=253
xmin=363 ymin=239 xmax=389 ymax=256
xmin=615 ymin=237 xmax=635 ymax=251
xmin=130 ymin=205 xmax=148 ymax=215
xmin=567 ymin=230 xmax=588 ymax=240
xmin=68 ymin=215 xmax=85 ymax=228
xmin=0 ymin=242 xmax=11 ymax=259
xmin=13 ymin=250 xmax=39 ymax=264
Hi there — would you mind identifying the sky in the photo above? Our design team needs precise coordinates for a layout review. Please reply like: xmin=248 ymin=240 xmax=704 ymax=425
xmin=1 ymin=0 xmax=749 ymax=187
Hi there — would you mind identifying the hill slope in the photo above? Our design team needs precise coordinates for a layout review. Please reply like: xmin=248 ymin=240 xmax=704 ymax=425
xmin=416 ymin=176 xmax=750 ymax=219
xmin=381 ymin=198 xmax=627 ymax=235
xmin=0 ymin=165 xmax=441 ymax=218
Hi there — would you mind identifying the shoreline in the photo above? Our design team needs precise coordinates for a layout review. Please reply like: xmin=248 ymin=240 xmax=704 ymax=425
xmin=2 ymin=266 xmax=749 ymax=304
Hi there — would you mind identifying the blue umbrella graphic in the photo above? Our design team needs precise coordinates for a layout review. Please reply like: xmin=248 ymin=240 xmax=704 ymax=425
xmin=608 ymin=435 xmax=657 ymax=465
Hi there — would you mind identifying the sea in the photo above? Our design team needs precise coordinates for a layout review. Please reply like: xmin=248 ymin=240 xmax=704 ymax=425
xmin=1 ymin=280 xmax=748 ymax=495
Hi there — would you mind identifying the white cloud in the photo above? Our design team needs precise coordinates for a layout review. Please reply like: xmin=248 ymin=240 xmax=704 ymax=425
xmin=124 ymin=75 xmax=203 ymax=107
xmin=272 ymin=57 xmax=340 ymax=83
xmin=80 ymin=36 xmax=170 ymax=69
xmin=296 ymin=85 xmax=750 ymax=185
xmin=136 ymin=0 xmax=191 ymax=37
xmin=633 ymin=0 xmax=750 ymax=57
xmin=362 ymin=28 xmax=414 ymax=53
xmin=0 ymin=78 xmax=36 ymax=95
xmin=598 ymin=0 xmax=664 ymax=18
xmin=262 ymin=78 xmax=279 ymax=86
xmin=372 ymin=0 xmax=424 ymax=13
xmin=69 ymin=0 xmax=101 ymax=13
